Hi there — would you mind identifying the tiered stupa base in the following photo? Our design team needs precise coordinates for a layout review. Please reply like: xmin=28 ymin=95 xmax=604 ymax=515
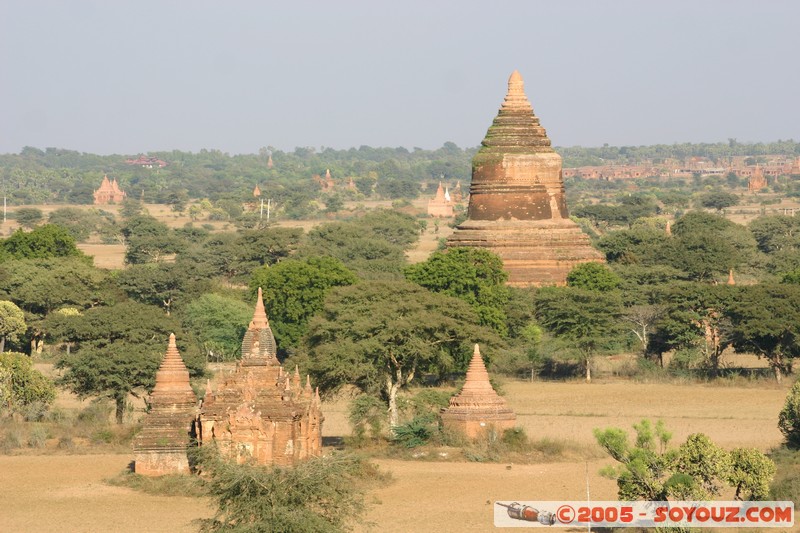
xmin=134 ymin=448 xmax=193 ymax=476
xmin=447 ymin=218 xmax=604 ymax=286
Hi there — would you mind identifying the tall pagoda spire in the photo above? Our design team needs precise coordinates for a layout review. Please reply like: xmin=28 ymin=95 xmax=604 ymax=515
xmin=446 ymin=70 xmax=604 ymax=285
xmin=241 ymin=287 xmax=278 ymax=365
xmin=133 ymin=333 xmax=198 ymax=476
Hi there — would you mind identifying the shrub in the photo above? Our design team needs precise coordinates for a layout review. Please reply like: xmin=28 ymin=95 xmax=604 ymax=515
xmin=779 ymin=379 xmax=800 ymax=448
xmin=27 ymin=424 xmax=49 ymax=448
xmin=348 ymin=394 xmax=386 ymax=445
xmin=195 ymin=448 xmax=386 ymax=533
xmin=0 ymin=352 xmax=57 ymax=416
xmin=392 ymin=414 xmax=438 ymax=448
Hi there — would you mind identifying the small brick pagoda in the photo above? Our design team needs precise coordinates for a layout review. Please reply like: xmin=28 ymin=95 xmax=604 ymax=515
xmin=748 ymin=165 xmax=767 ymax=192
xmin=447 ymin=71 xmax=603 ymax=285
xmin=93 ymin=175 xmax=126 ymax=205
xmin=427 ymin=181 xmax=454 ymax=218
xmin=133 ymin=333 xmax=198 ymax=476
xmin=198 ymin=288 xmax=323 ymax=466
xmin=441 ymin=344 xmax=516 ymax=439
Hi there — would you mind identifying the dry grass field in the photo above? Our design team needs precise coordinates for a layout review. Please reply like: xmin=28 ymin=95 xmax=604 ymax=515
xmin=0 ymin=378 xmax=791 ymax=533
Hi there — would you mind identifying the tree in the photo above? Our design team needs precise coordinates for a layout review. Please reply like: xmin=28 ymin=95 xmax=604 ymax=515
xmin=0 ymin=301 xmax=26 ymax=353
xmin=183 ymin=293 xmax=252 ymax=361
xmin=405 ymin=247 xmax=510 ymax=335
xmin=647 ymin=283 xmax=734 ymax=372
xmin=0 ymin=351 xmax=56 ymax=414
xmin=623 ymin=304 xmax=665 ymax=357
xmin=0 ymin=258 xmax=110 ymax=315
xmin=725 ymin=283 xmax=800 ymax=382
xmin=697 ymin=190 xmax=739 ymax=211
xmin=47 ymin=207 xmax=98 ymax=241
xmin=535 ymin=286 xmax=623 ymax=382
xmin=595 ymin=420 xmax=774 ymax=501
xmin=566 ymin=262 xmax=620 ymax=292
xmin=53 ymin=301 xmax=204 ymax=423
xmin=0 ymin=224 xmax=85 ymax=261
xmin=250 ymin=256 xmax=357 ymax=350
xmin=670 ymin=211 xmax=756 ymax=281
xmin=14 ymin=207 xmax=44 ymax=228
xmin=196 ymin=448 xmax=379 ymax=533
xmin=301 ymin=281 xmax=499 ymax=426
xmin=324 ymin=195 xmax=344 ymax=213
xmin=116 ymin=263 xmax=197 ymax=315
xmin=300 ymin=222 xmax=408 ymax=277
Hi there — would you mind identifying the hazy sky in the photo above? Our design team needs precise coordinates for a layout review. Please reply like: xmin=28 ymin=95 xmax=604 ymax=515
xmin=1 ymin=1 xmax=798 ymax=155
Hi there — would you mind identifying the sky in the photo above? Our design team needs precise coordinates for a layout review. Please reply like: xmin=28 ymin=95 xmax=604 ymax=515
xmin=1 ymin=0 xmax=798 ymax=155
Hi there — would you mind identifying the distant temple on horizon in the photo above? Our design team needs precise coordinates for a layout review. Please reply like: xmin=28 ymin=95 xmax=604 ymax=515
xmin=427 ymin=181 xmax=455 ymax=218
xmin=447 ymin=71 xmax=603 ymax=286
xmin=93 ymin=175 xmax=126 ymax=205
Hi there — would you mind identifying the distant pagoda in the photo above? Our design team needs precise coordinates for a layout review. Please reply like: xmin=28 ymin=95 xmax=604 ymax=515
xmin=93 ymin=175 xmax=126 ymax=205
xmin=427 ymin=181 xmax=454 ymax=218
xmin=440 ymin=344 xmax=516 ymax=438
xmin=198 ymin=288 xmax=323 ymax=466
xmin=447 ymin=71 xmax=603 ymax=285
xmin=133 ymin=334 xmax=198 ymax=476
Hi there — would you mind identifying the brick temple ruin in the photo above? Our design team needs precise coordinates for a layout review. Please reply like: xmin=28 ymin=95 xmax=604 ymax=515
xmin=133 ymin=334 xmax=197 ymax=476
xmin=440 ymin=344 xmax=516 ymax=438
xmin=447 ymin=70 xmax=603 ymax=286
xmin=134 ymin=289 xmax=323 ymax=475
xmin=93 ymin=175 xmax=126 ymax=204
xmin=427 ymin=181 xmax=455 ymax=217
xmin=197 ymin=288 xmax=323 ymax=466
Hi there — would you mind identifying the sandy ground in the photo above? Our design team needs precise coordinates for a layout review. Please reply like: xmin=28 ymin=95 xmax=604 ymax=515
xmin=0 ymin=454 xmax=213 ymax=533
xmin=0 ymin=379 xmax=791 ymax=533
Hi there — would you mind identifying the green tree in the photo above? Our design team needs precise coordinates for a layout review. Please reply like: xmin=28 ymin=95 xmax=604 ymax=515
xmin=725 ymin=283 xmax=800 ymax=382
xmin=566 ymin=261 xmax=620 ymax=292
xmin=250 ymin=256 xmax=357 ymax=350
xmin=697 ymin=190 xmax=740 ymax=211
xmin=300 ymin=222 xmax=407 ymax=278
xmin=0 ymin=301 xmax=26 ymax=353
xmin=670 ymin=211 xmax=756 ymax=281
xmin=14 ymin=207 xmax=44 ymax=228
xmin=647 ymin=282 xmax=734 ymax=372
xmin=301 ymin=281 xmax=499 ymax=426
xmin=183 ymin=293 xmax=252 ymax=361
xmin=0 ymin=258 xmax=109 ymax=315
xmin=52 ymin=301 xmax=204 ymax=423
xmin=115 ymin=262 xmax=198 ymax=315
xmin=47 ymin=207 xmax=99 ymax=241
xmin=405 ymin=247 xmax=510 ymax=335
xmin=196 ymin=448 xmax=379 ymax=533
xmin=0 ymin=224 xmax=85 ymax=261
xmin=595 ymin=420 xmax=774 ymax=501
xmin=0 ymin=351 xmax=56 ymax=414
xmin=535 ymin=286 xmax=623 ymax=382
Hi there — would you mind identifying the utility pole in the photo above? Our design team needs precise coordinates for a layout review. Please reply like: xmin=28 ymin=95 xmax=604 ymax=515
xmin=260 ymin=198 xmax=264 ymax=220
xmin=267 ymin=198 xmax=272 ymax=220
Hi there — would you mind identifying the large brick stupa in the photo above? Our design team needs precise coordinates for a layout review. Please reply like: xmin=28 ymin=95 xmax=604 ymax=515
xmin=447 ymin=71 xmax=603 ymax=285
